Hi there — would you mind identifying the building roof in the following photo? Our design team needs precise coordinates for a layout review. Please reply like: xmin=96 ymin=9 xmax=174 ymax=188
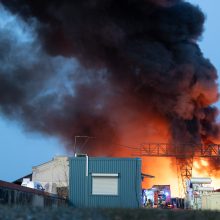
xmin=32 ymin=156 xmax=68 ymax=169
xmin=12 ymin=173 xmax=32 ymax=185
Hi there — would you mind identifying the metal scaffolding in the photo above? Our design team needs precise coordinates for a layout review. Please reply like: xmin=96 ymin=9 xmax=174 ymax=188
xmin=176 ymin=157 xmax=193 ymax=193
xmin=135 ymin=143 xmax=220 ymax=194
xmin=137 ymin=143 xmax=220 ymax=158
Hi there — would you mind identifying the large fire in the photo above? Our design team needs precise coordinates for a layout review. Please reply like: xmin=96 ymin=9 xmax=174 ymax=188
xmin=0 ymin=0 xmax=220 ymax=195
xmin=193 ymin=158 xmax=220 ymax=189
xmin=142 ymin=157 xmax=220 ymax=197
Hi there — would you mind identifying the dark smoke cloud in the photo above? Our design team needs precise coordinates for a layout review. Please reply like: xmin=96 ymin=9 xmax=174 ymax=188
xmin=0 ymin=1 xmax=219 ymax=161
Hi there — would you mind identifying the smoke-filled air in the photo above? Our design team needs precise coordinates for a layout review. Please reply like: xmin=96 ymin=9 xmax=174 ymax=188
xmin=0 ymin=0 xmax=219 ymax=171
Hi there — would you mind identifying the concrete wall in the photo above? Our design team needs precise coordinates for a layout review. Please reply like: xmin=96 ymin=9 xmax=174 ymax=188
xmin=0 ymin=180 xmax=67 ymax=207
xmin=32 ymin=156 xmax=69 ymax=194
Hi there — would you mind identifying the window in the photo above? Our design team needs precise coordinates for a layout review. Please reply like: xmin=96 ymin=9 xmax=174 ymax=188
xmin=92 ymin=173 xmax=119 ymax=195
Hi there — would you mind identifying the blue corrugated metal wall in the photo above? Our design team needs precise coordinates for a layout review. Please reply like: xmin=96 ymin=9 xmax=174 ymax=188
xmin=69 ymin=157 xmax=141 ymax=208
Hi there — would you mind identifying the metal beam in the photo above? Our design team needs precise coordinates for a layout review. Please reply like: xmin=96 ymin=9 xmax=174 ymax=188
xmin=137 ymin=143 xmax=220 ymax=158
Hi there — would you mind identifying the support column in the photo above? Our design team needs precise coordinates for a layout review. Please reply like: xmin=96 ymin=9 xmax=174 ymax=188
xmin=176 ymin=157 xmax=193 ymax=194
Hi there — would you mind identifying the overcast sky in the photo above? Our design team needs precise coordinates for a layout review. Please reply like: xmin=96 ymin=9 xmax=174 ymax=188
xmin=0 ymin=0 xmax=220 ymax=182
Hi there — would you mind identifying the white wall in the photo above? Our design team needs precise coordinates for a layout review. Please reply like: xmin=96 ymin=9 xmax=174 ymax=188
xmin=202 ymin=193 xmax=220 ymax=211
xmin=32 ymin=156 xmax=69 ymax=194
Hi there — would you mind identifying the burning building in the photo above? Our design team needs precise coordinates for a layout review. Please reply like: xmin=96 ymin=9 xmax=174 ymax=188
xmin=0 ymin=0 xmax=219 ymax=193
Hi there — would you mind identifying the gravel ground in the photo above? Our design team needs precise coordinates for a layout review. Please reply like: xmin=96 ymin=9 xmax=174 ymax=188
xmin=0 ymin=205 xmax=220 ymax=220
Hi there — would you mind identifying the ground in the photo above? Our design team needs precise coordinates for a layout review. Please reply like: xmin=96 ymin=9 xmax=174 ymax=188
xmin=0 ymin=206 xmax=220 ymax=220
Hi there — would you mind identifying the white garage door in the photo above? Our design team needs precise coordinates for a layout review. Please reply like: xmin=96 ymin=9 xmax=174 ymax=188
xmin=92 ymin=173 xmax=119 ymax=195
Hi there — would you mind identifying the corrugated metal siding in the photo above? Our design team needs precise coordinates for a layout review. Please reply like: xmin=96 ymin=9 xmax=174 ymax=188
xmin=69 ymin=158 xmax=87 ymax=207
xmin=69 ymin=157 xmax=141 ymax=208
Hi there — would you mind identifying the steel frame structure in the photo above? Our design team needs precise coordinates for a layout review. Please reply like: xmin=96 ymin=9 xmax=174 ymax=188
xmin=136 ymin=143 xmax=220 ymax=194
xmin=137 ymin=143 xmax=220 ymax=158
xmin=176 ymin=157 xmax=194 ymax=193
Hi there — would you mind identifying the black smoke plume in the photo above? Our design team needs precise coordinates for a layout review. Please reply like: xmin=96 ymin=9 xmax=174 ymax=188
xmin=0 ymin=1 xmax=219 ymax=162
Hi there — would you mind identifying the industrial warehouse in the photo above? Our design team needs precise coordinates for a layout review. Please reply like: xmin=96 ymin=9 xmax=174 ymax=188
xmin=1 ymin=154 xmax=220 ymax=211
